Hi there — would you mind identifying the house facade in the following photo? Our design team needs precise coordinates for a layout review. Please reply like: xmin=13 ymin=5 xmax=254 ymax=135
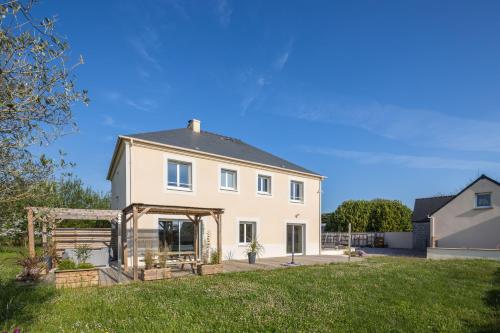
xmin=412 ymin=175 xmax=500 ymax=250
xmin=107 ymin=119 xmax=324 ymax=263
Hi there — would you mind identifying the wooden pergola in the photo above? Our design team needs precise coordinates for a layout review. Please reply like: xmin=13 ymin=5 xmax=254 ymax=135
xmin=26 ymin=207 xmax=122 ymax=258
xmin=122 ymin=203 xmax=224 ymax=281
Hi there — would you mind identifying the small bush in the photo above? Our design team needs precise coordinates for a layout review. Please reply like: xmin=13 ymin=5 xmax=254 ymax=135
xmin=77 ymin=263 xmax=94 ymax=269
xmin=16 ymin=253 xmax=45 ymax=281
xmin=144 ymin=249 xmax=154 ymax=270
xmin=58 ymin=259 xmax=77 ymax=270
xmin=210 ymin=250 xmax=220 ymax=264
xmin=75 ymin=244 xmax=92 ymax=264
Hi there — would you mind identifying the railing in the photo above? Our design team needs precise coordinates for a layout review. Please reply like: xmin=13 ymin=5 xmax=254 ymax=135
xmin=322 ymin=232 xmax=385 ymax=248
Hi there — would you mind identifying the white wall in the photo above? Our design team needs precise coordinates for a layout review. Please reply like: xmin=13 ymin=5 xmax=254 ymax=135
xmin=384 ymin=232 xmax=413 ymax=249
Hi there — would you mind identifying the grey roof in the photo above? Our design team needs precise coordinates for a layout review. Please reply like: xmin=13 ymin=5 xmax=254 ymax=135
xmin=411 ymin=196 xmax=455 ymax=223
xmin=411 ymin=174 xmax=500 ymax=222
xmin=125 ymin=128 xmax=320 ymax=176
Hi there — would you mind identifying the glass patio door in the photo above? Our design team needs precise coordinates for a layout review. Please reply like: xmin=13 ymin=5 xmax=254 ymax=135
xmin=286 ymin=224 xmax=305 ymax=255
xmin=158 ymin=220 xmax=194 ymax=253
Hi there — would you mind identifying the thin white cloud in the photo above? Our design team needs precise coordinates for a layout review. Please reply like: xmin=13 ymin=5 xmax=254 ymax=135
xmin=104 ymin=92 xmax=157 ymax=113
xmin=215 ymin=0 xmax=232 ymax=28
xmin=102 ymin=115 xmax=115 ymax=126
xmin=301 ymin=146 xmax=500 ymax=171
xmin=129 ymin=26 xmax=163 ymax=70
xmin=287 ymin=99 xmax=500 ymax=153
xmin=274 ymin=38 xmax=294 ymax=71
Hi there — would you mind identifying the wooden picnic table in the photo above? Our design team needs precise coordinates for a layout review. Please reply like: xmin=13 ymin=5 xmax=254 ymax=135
xmin=158 ymin=250 xmax=197 ymax=273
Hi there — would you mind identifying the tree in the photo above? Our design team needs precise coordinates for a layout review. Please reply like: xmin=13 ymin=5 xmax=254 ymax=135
xmin=327 ymin=199 xmax=412 ymax=232
xmin=0 ymin=0 xmax=88 ymax=204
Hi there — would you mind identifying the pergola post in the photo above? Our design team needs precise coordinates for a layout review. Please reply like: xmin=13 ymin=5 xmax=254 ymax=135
xmin=216 ymin=213 xmax=222 ymax=262
xmin=116 ymin=213 xmax=122 ymax=283
xmin=123 ymin=213 xmax=128 ymax=270
xmin=132 ymin=205 xmax=139 ymax=281
xmin=27 ymin=208 xmax=35 ymax=258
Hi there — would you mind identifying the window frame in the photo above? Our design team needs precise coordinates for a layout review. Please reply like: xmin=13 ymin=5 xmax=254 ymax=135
xmin=290 ymin=180 xmax=304 ymax=203
xmin=167 ymin=159 xmax=193 ymax=191
xmin=475 ymin=192 xmax=492 ymax=209
xmin=257 ymin=174 xmax=272 ymax=195
xmin=219 ymin=167 xmax=238 ymax=191
xmin=238 ymin=221 xmax=256 ymax=245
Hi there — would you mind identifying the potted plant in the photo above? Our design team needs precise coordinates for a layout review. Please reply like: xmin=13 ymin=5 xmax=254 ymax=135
xmin=54 ymin=245 xmax=98 ymax=288
xmin=140 ymin=249 xmax=171 ymax=281
xmin=197 ymin=250 xmax=224 ymax=275
xmin=246 ymin=240 xmax=264 ymax=264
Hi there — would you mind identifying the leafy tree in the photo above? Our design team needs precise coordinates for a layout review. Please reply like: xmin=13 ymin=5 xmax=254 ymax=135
xmin=327 ymin=199 xmax=412 ymax=232
xmin=0 ymin=0 xmax=88 ymax=204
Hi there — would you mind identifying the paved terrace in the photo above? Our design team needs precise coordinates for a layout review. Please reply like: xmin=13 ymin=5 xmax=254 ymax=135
xmin=223 ymin=255 xmax=362 ymax=273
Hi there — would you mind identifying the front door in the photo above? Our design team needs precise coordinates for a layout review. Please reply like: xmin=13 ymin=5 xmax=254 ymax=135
xmin=158 ymin=220 xmax=194 ymax=253
xmin=286 ymin=224 xmax=305 ymax=255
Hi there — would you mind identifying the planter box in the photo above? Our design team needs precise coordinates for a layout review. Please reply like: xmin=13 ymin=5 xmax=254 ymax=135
xmin=197 ymin=264 xmax=223 ymax=276
xmin=55 ymin=268 xmax=99 ymax=288
xmin=140 ymin=267 xmax=172 ymax=281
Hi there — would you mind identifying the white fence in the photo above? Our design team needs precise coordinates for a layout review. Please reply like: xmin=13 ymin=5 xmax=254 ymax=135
xmin=322 ymin=232 xmax=413 ymax=249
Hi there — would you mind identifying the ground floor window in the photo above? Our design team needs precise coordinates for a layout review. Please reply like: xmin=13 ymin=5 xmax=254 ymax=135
xmin=239 ymin=221 xmax=256 ymax=244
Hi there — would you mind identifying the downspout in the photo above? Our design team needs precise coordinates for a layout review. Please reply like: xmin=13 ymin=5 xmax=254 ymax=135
xmin=428 ymin=215 xmax=435 ymax=248
xmin=319 ymin=179 xmax=322 ymax=255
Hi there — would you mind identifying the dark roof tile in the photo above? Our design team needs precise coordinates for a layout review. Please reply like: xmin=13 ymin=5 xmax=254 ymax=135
xmin=126 ymin=128 xmax=320 ymax=176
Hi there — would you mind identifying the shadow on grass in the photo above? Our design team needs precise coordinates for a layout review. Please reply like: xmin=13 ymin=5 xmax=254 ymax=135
xmin=475 ymin=267 xmax=500 ymax=333
xmin=0 ymin=256 xmax=57 ymax=330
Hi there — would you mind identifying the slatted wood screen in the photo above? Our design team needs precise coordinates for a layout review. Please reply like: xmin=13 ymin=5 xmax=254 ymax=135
xmin=53 ymin=228 xmax=114 ymax=256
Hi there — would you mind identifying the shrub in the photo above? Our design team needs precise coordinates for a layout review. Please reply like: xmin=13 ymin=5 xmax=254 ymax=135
xmin=210 ymin=250 xmax=220 ymax=264
xmin=16 ymin=253 xmax=45 ymax=281
xmin=58 ymin=259 xmax=77 ymax=270
xmin=144 ymin=249 xmax=154 ymax=270
xmin=75 ymin=244 xmax=92 ymax=264
xmin=77 ymin=263 xmax=94 ymax=269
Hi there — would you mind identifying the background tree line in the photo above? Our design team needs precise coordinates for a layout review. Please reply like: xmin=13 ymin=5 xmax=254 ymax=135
xmin=323 ymin=199 xmax=413 ymax=232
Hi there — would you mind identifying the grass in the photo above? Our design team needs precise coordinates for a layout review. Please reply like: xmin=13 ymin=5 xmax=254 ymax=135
xmin=1 ymin=250 xmax=498 ymax=332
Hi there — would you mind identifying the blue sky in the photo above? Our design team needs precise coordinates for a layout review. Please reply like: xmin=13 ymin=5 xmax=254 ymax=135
xmin=34 ymin=0 xmax=500 ymax=212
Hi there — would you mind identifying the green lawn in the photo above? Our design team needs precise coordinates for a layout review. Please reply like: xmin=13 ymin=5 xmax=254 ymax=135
xmin=1 ymin=250 xmax=498 ymax=333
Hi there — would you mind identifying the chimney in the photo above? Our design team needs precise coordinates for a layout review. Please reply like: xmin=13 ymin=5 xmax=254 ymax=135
xmin=187 ymin=119 xmax=201 ymax=133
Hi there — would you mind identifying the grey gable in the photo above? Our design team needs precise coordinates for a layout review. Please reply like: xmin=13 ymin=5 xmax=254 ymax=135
xmin=126 ymin=128 xmax=320 ymax=176
xmin=411 ymin=196 xmax=455 ymax=223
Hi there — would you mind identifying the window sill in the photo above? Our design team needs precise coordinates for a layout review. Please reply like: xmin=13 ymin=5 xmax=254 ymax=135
xmin=257 ymin=191 xmax=272 ymax=196
xmin=167 ymin=186 xmax=193 ymax=192
xmin=290 ymin=199 xmax=304 ymax=204
xmin=474 ymin=206 xmax=493 ymax=210
xmin=220 ymin=187 xmax=238 ymax=192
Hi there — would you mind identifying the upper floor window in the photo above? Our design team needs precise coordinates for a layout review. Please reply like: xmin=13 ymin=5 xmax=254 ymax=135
xmin=290 ymin=180 xmax=304 ymax=203
xmin=475 ymin=193 xmax=492 ymax=208
xmin=257 ymin=175 xmax=271 ymax=195
xmin=167 ymin=160 xmax=192 ymax=190
xmin=220 ymin=168 xmax=237 ymax=190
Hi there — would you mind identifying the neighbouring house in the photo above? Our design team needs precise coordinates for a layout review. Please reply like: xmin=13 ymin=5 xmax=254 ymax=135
xmin=107 ymin=119 xmax=324 ymax=265
xmin=412 ymin=174 xmax=500 ymax=250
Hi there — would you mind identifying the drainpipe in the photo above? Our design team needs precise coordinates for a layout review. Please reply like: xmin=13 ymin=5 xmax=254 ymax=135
xmin=319 ymin=179 xmax=322 ymax=255
xmin=428 ymin=215 xmax=435 ymax=248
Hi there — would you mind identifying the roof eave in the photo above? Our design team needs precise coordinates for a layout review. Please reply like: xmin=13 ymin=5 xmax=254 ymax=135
xmin=120 ymin=135 xmax=325 ymax=179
